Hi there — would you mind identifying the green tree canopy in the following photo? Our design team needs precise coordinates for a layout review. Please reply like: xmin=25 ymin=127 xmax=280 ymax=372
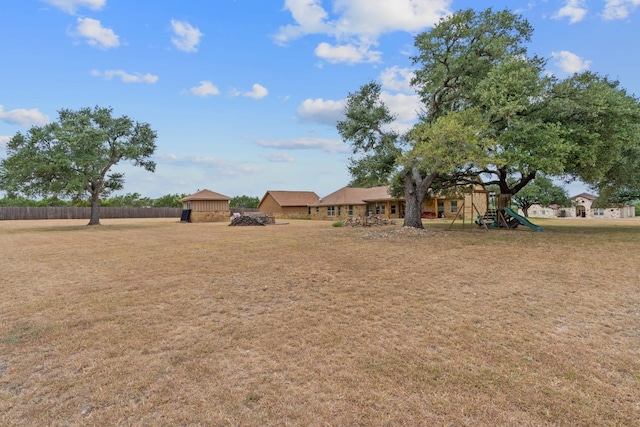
xmin=153 ymin=193 xmax=189 ymax=208
xmin=512 ymin=176 xmax=572 ymax=217
xmin=338 ymin=8 xmax=640 ymax=228
xmin=102 ymin=192 xmax=153 ymax=208
xmin=339 ymin=8 xmax=533 ymax=228
xmin=0 ymin=106 xmax=157 ymax=225
xmin=230 ymin=195 xmax=260 ymax=209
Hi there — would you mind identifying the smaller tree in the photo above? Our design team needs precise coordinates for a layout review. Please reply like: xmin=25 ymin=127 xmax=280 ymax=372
xmin=153 ymin=193 xmax=188 ymax=208
xmin=103 ymin=192 xmax=153 ymax=207
xmin=512 ymin=176 xmax=571 ymax=217
xmin=230 ymin=195 xmax=260 ymax=209
xmin=0 ymin=106 xmax=157 ymax=225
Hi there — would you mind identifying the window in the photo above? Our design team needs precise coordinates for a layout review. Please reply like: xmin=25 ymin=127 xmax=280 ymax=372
xmin=594 ymin=208 xmax=604 ymax=216
xmin=375 ymin=204 xmax=385 ymax=215
xmin=348 ymin=205 xmax=354 ymax=216
xmin=327 ymin=206 xmax=335 ymax=216
xmin=315 ymin=206 xmax=319 ymax=213
xmin=450 ymin=201 xmax=458 ymax=213
xmin=391 ymin=204 xmax=396 ymax=214
xmin=307 ymin=206 xmax=311 ymax=215
xmin=338 ymin=206 xmax=342 ymax=216
xmin=541 ymin=210 xmax=546 ymax=215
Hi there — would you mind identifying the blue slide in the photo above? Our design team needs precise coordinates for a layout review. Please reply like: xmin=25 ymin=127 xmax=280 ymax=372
xmin=503 ymin=207 xmax=543 ymax=232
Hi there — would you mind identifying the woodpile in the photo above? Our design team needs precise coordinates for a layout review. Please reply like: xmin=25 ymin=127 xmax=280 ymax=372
xmin=229 ymin=214 xmax=268 ymax=226
xmin=342 ymin=215 xmax=396 ymax=227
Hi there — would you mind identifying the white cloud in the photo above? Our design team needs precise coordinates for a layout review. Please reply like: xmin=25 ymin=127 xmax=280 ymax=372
xmin=274 ymin=0 xmax=332 ymax=44
xmin=189 ymin=81 xmax=220 ymax=97
xmin=170 ymin=20 xmax=203 ymax=52
xmin=232 ymin=84 xmax=269 ymax=99
xmin=261 ymin=152 xmax=295 ymax=162
xmin=41 ymin=0 xmax=105 ymax=14
xmin=72 ymin=17 xmax=119 ymax=49
xmin=0 ymin=105 xmax=50 ymax=126
xmin=297 ymin=98 xmax=345 ymax=126
xmin=275 ymin=0 xmax=451 ymax=64
xmin=553 ymin=0 xmax=588 ymax=23
xmin=331 ymin=0 xmax=451 ymax=35
xmin=379 ymin=66 xmax=415 ymax=93
xmin=380 ymin=92 xmax=421 ymax=124
xmin=315 ymin=42 xmax=381 ymax=64
xmin=256 ymin=137 xmax=348 ymax=153
xmin=602 ymin=0 xmax=640 ymax=20
xmin=0 ymin=135 xmax=10 ymax=148
xmin=297 ymin=86 xmax=420 ymax=131
xmin=91 ymin=69 xmax=159 ymax=83
xmin=155 ymin=153 xmax=259 ymax=176
xmin=551 ymin=50 xmax=592 ymax=74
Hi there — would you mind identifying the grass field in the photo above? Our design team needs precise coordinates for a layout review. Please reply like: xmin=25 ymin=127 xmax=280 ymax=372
xmin=1 ymin=217 xmax=639 ymax=426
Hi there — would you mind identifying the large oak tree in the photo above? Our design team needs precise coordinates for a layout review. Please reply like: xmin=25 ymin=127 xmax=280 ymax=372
xmin=0 ymin=106 xmax=157 ymax=225
xmin=338 ymin=8 xmax=640 ymax=228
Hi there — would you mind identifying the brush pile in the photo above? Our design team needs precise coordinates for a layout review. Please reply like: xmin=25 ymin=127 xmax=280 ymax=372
xmin=229 ymin=214 xmax=269 ymax=226
xmin=342 ymin=215 xmax=396 ymax=227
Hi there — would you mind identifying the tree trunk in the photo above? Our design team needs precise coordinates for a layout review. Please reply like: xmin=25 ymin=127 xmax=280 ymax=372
xmin=522 ymin=206 xmax=529 ymax=217
xmin=402 ymin=166 xmax=438 ymax=229
xmin=403 ymin=187 xmax=424 ymax=228
xmin=88 ymin=191 xmax=101 ymax=226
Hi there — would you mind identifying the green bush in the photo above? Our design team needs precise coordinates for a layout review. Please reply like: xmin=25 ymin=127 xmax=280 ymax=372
xmin=332 ymin=221 xmax=343 ymax=227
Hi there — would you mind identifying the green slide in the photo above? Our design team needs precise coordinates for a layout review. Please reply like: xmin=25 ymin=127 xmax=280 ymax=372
xmin=503 ymin=207 xmax=543 ymax=232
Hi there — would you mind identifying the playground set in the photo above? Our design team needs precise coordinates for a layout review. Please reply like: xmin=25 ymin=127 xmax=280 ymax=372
xmin=448 ymin=188 xmax=543 ymax=232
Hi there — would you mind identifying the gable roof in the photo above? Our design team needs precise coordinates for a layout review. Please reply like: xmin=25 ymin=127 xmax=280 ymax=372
xmin=260 ymin=190 xmax=319 ymax=207
xmin=572 ymin=192 xmax=597 ymax=201
xmin=180 ymin=189 xmax=231 ymax=202
xmin=315 ymin=186 xmax=395 ymax=206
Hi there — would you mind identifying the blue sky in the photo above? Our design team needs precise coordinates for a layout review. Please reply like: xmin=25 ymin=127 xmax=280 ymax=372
xmin=1 ymin=0 xmax=639 ymax=199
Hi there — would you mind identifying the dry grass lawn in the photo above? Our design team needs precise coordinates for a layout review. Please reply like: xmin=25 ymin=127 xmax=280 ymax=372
xmin=1 ymin=217 xmax=639 ymax=426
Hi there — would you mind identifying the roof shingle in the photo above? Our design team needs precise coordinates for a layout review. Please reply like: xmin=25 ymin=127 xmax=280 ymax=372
xmin=180 ymin=189 xmax=231 ymax=202
xmin=315 ymin=186 xmax=394 ymax=206
xmin=260 ymin=190 xmax=319 ymax=207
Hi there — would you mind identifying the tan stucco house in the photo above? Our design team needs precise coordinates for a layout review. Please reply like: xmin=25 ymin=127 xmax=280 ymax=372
xmin=520 ymin=192 xmax=635 ymax=219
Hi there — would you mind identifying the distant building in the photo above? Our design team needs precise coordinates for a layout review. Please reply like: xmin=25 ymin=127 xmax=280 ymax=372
xmin=180 ymin=189 xmax=231 ymax=222
xmin=258 ymin=190 xmax=319 ymax=219
xmin=521 ymin=193 xmax=635 ymax=218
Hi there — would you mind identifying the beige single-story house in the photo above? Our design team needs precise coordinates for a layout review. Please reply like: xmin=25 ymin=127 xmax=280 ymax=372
xmin=522 ymin=203 xmax=559 ymax=219
xmin=258 ymin=190 xmax=320 ymax=219
xmin=520 ymin=193 xmax=635 ymax=219
xmin=180 ymin=189 xmax=231 ymax=222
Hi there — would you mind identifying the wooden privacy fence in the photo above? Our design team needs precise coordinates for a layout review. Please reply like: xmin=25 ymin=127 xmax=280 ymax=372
xmin=0 ymin=207 xmax=182 ymax=220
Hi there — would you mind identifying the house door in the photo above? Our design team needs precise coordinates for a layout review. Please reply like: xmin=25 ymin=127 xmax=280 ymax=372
xmin=437 ymin=201 xmax=445 ymax=218
xmin=576 ymin=205 xmax=586 ymax=218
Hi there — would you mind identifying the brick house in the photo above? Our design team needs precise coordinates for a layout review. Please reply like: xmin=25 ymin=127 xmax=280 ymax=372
xmin=310 ymin=186 xmax=401 ymax=221
xmin=258 ymin=190 xmax=319 ymax=219
xmin=310 ymin=185 xmax=489 ymax=221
